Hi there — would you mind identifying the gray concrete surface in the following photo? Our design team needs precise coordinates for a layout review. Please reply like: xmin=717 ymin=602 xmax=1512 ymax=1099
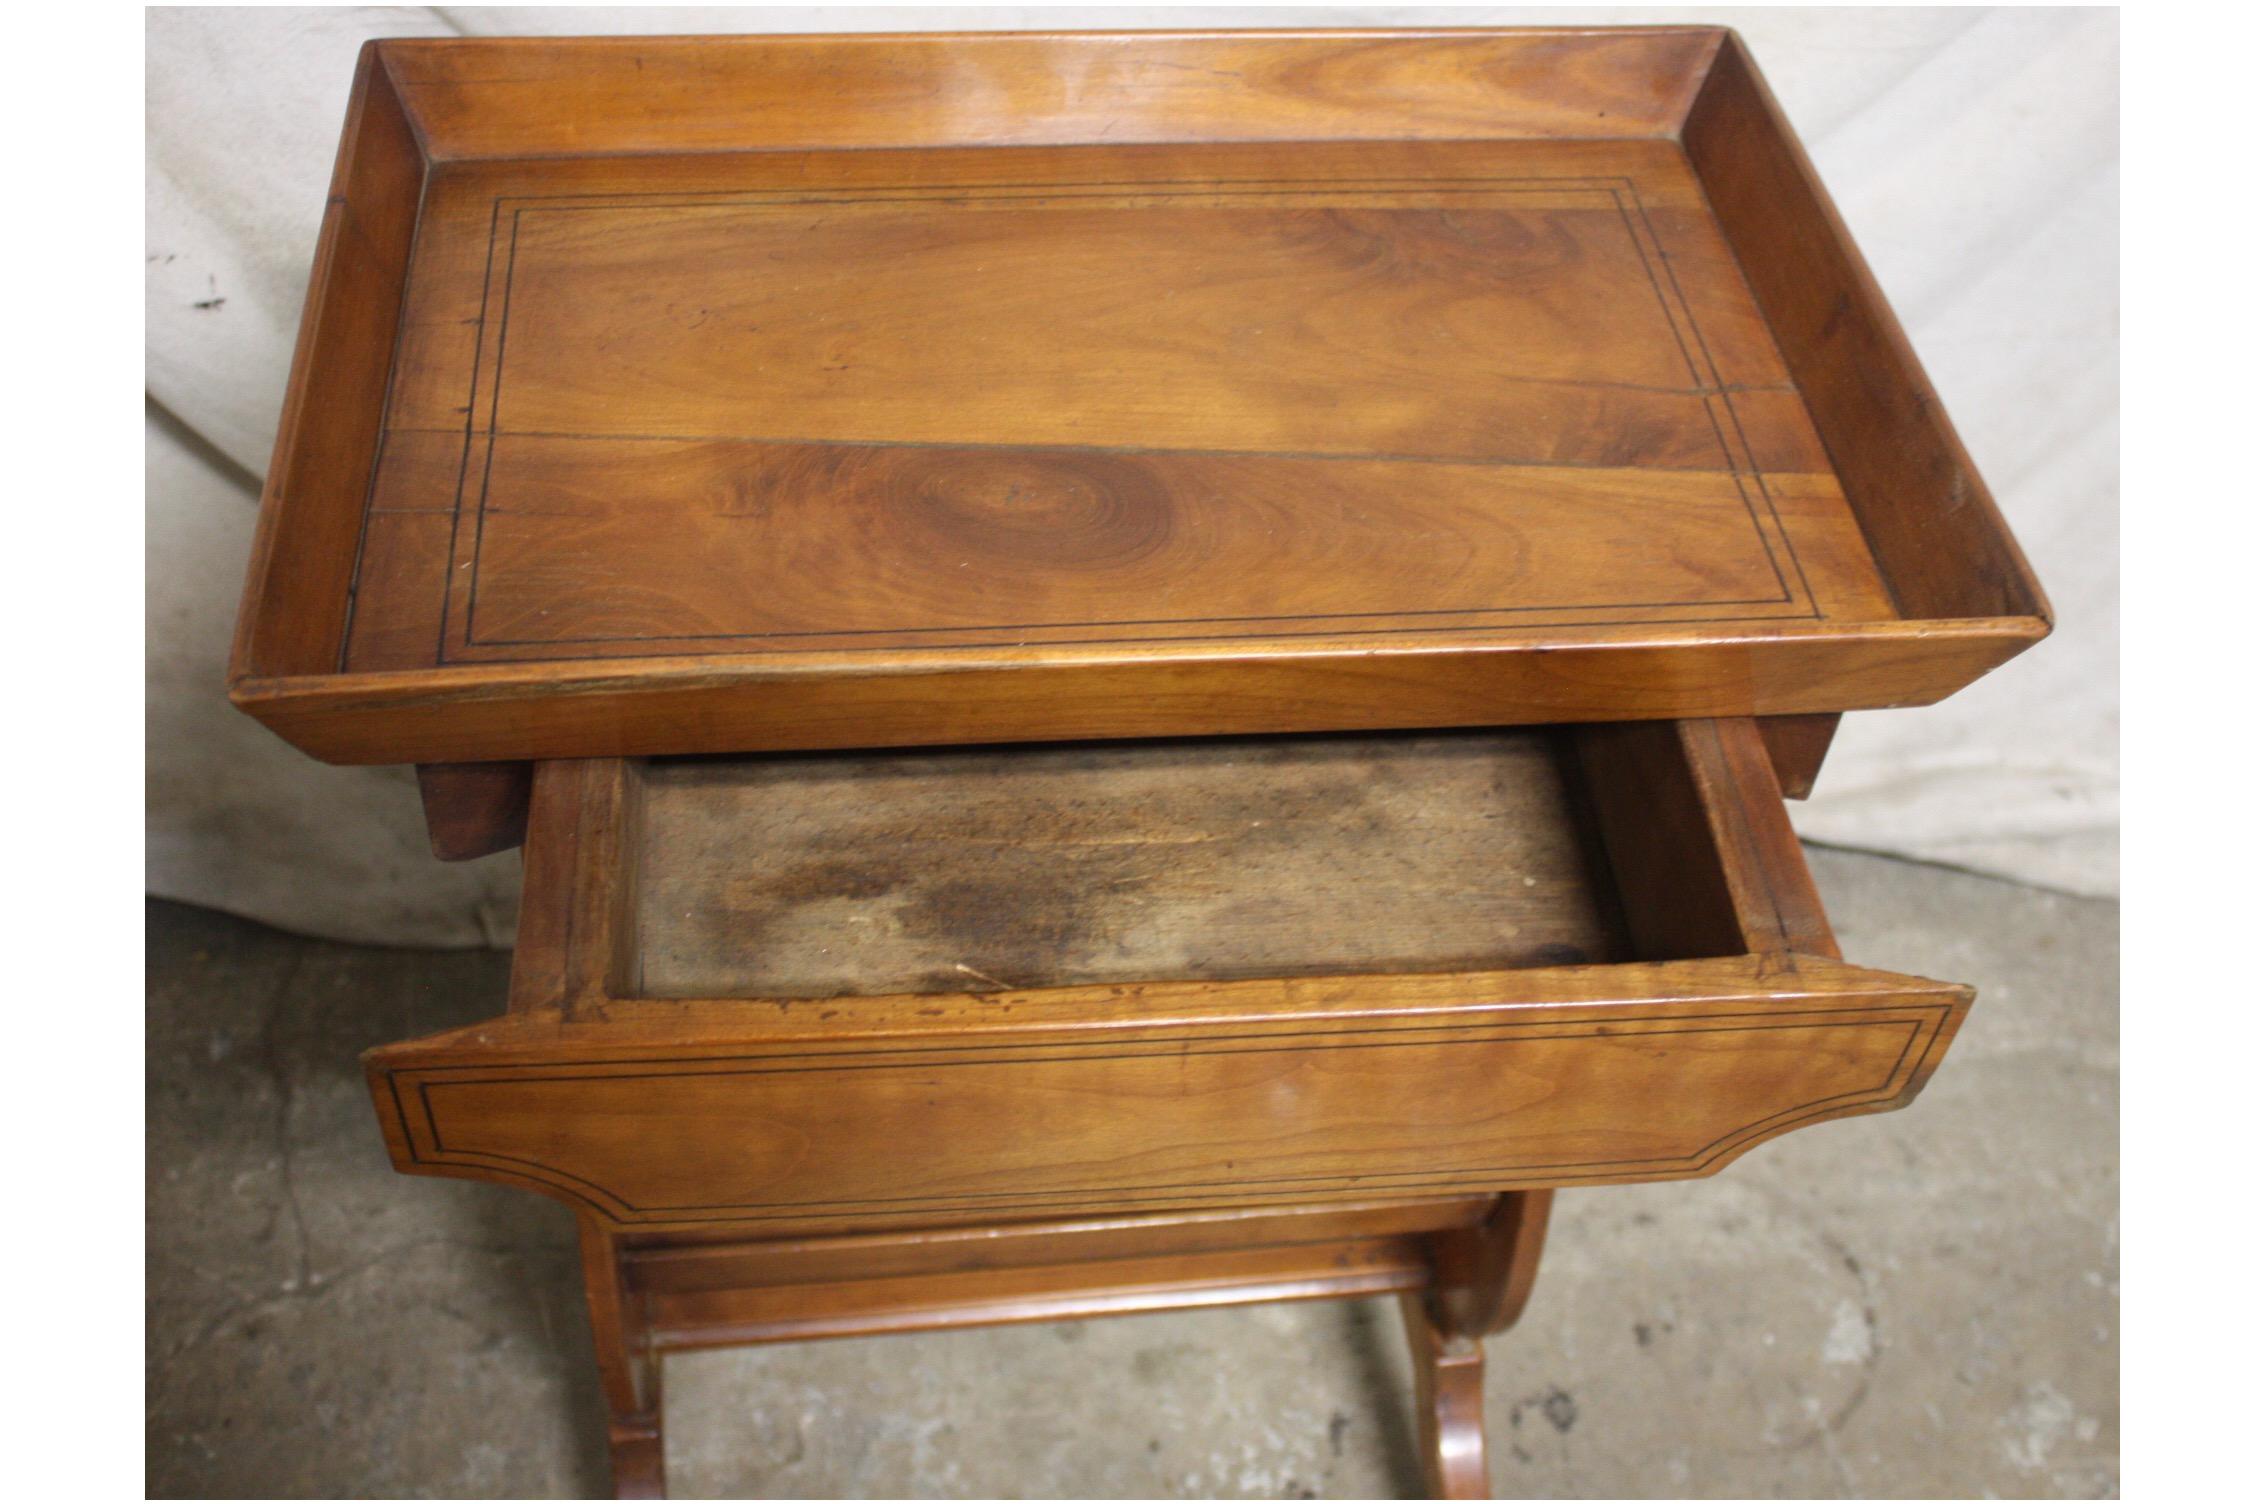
xmin=146 ymin=848 xmax=2117 ymax=1498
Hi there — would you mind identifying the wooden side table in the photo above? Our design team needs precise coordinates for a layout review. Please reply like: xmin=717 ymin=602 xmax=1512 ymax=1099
xmin=367 ymin=720 xmax=1968 ymax=1496
xmin=225 ymin=27 xmax=2046 ymax=1498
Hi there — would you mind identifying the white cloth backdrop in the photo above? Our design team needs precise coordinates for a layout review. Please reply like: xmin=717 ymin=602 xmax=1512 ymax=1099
xmin=146 ymin=7 xmax=2119 ymax=946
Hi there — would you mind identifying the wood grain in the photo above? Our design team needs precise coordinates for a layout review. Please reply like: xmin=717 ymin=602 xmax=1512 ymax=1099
xmin=244 ymin=618 xmax=2043 ymax=767
xmin=378 ymin=29 xmax=1725 ymax=158
xmin=488 ymin=189 xmax=1707 ymax=452
xmin=628 ymin=731 xmax=1624 ymax=999
xmin=372 ymin=967 xmax=1960 ymax=1231
xmin=1577 ymin=717 xmax=1837 ymax=962
xmin=1682 ymin=32 xmax=2049 ymax=626
xmin=622 ymin=1198 xmax=1492 ymax=1289
xmin=579 ymin=1214 xmax=663 ymax=1499
xmin=413 ymin=761 xmax=532 ymax=860
xmin=352 ymin=148 xmax=1883 ymax=671
xmin=1404 ymin=1293 xmax=1494 ymax=1497
xmin=229 ymin=29 xmax=2049 ymax=765
xmin=1424 ymin=1189 xmax=1553 ymax=1344
xmin=1757 ymin=711 xmax=1841 ymax=799
xmin=644 ymin=1236 xmax=1429 ymax=1349
xmin=1403 ymin=1189 xmax=1555 ymax=1497
xmin=230 ymin=42 xmax=423 ymax=682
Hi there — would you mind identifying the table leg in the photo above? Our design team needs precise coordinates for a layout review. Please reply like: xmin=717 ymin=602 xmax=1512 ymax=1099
xmin=580 ymin=1216 xmax=665 ymax=1499
xmin=1402 ymin=1190 xmax=1556 ymax=1499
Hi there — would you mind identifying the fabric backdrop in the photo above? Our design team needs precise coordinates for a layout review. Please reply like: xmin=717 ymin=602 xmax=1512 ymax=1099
xmin=146 ymin=6 xmax=2119 ymax=946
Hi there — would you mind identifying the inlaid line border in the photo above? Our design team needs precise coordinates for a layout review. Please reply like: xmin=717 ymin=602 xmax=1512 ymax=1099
xmin=387 ymin=1002 xmax=1950 ymax=1222
xmin=412 ymin=174 xmax=1824 ymax=665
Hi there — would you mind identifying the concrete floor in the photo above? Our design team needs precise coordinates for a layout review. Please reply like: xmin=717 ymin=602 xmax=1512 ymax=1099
xmin=146 ymin=848 xmax=2117 ymax=1498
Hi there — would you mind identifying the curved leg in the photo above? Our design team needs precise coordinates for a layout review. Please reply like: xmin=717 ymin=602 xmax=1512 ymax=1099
xmin=606 ymin=1411 xmax=664 ymax=1502
xmin=1402 ymin=1293 xmax=1491 ymax=1499
xmin=580 ymin=1215 xmax=666 ymax=1499
xmin=1402 ymin=1190 xmax=1555 ymax=1499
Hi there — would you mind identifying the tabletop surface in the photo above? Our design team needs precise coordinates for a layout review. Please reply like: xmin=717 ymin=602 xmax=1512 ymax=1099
xmin=344 ymin=137 xmax=1894 ymax=671
xmin=231 ymin=31 xmax=2045 ymax=764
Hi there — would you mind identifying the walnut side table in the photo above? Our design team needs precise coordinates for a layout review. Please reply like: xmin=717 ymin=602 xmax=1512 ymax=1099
xmin=229 ymin=28 xmax=2047 ymax=1498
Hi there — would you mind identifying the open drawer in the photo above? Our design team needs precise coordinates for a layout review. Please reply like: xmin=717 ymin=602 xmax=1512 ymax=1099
xmin=366 ymin=718 xmax=1968 ymax=1236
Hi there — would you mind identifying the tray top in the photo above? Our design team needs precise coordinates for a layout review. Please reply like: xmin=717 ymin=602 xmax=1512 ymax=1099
xmin=231 ymin=31 xmax=2047 ymax=764
xmin=347 ymin=141 xmax=1888 ymax=670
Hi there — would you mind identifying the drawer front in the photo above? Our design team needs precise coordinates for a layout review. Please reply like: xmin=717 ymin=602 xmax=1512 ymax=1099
xmin=371 ymin=957 xmax=1965 ymax=1234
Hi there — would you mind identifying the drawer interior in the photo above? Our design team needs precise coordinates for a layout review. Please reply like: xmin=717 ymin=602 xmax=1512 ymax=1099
xmin=517 ymin=716 xmax=1833 ymax=1013
xmin=629 ymin=730 xmax=1627 ymax=1000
